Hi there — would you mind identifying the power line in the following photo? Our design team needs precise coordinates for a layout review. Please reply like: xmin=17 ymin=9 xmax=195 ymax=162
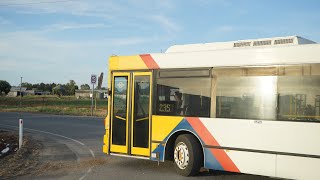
xmin=0 ymin=0 xmax=76 ymax=7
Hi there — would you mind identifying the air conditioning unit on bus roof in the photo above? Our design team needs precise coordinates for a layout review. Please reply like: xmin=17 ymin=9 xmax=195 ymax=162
xmin=166 ymin=36 xmax=316 ymax=53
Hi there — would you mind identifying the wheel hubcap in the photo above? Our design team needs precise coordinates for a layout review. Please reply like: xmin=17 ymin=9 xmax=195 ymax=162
xmin=174 ymin=142 xmax=189 ymax=169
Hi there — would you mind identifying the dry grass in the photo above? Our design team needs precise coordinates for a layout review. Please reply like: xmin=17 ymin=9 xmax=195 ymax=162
xmin=0 ymin=96 xmax=108 ymax=117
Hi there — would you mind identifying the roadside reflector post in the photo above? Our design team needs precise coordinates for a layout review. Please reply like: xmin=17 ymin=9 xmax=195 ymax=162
xmin=19 ymin=119 xmax=23 ymax=149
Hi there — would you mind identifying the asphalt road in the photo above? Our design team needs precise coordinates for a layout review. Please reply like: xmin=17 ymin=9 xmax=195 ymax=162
xmin=0 ymin=112 xmax=273 ymax=180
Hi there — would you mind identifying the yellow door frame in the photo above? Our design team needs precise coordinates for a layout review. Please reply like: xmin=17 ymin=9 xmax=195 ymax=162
xmin=131 ymin=72 xmax=152 ymax=156
xmin=110 ymin=72 xmax=131 ymax=154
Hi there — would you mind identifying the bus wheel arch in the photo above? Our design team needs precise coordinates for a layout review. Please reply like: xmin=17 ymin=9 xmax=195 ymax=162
xmin=164 ymin=130 xmax=204 ymax=174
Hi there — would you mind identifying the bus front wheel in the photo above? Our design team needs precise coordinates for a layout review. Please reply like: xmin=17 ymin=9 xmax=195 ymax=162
xmin=173 ymin=134 xmax=202 ymax=176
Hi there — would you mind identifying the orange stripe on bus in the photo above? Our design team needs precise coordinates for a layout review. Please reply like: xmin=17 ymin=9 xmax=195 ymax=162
xmin=140 ymin=54 xmax=160 ymax=69
xmin=186 ymin=117 xmax=240 ymax=172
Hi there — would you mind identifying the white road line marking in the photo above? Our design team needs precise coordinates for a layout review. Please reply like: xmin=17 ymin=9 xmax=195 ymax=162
xmin=89 ymin=149 xmax=95 ymax=158
xmin=0 ymin=124 xmax=85 ymax=146
xmin=25 ymin=127 xmax=85 ymax=146
xmin=79 ymin=167 xmax=92 ymax=180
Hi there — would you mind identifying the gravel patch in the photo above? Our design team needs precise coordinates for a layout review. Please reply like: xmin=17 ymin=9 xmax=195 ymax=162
xmin=0 ymin=130 xmax=41 ymax=179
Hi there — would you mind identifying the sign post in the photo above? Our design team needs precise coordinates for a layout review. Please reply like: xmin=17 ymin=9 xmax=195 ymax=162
xmin=91 ymin=74 xmax=97 ymax=116
xmin=19 ymin=119 xmax=23 ymax=149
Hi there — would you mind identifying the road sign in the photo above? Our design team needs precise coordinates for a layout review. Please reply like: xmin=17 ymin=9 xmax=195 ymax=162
xmin=91 ymin=74 xmax=97 ymax=84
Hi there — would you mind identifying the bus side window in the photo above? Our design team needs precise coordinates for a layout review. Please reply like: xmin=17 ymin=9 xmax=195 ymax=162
xmin=214 ymin=64 xmax=320 ymax=122
xmin=155 ymin=69 xmax=211 ymax=117
xmin=277 ymin=64 xmax=320 ymax=122
xmin=216 ymin=76 xmax=278 ymax=120
xmin=214 ymin=67 xmax=278 ymax=120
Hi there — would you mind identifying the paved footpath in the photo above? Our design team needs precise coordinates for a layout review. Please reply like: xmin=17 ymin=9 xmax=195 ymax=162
xmin=0 ymin=112 xmax=273 ymax=180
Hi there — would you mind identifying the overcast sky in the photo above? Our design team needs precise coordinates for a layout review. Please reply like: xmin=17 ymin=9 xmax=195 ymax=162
xmin=1 ymin=0 xmax=320 ymax=87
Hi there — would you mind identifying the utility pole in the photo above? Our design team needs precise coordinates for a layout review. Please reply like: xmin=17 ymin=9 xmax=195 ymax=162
xmin=20 ymin=77 xmax=22 ymax=109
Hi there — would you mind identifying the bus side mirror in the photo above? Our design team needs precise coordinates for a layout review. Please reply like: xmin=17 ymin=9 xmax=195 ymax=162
xmin=108 ymin=88 xmax=112 ymax=96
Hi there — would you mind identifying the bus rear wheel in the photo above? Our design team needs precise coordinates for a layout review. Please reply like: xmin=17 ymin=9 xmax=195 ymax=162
xmin=173 ymin=134 xmax=202 ymax=176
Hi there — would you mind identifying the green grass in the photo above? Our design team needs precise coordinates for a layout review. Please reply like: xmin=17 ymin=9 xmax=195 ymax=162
xmin=0 ymin=95 xmax=108 ymax=117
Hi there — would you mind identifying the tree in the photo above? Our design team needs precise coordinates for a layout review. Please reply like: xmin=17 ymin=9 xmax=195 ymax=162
xmin=52 ymin=85 xmax=65 ymax=96
xmin=21 ymin=82 xmax=33 ymax=90
xmin=21 ymin=82 xmax=56 ymax=93
xmin=65 ymin=80 xmax=77 ymax=95
xmin=97 ymin=72 xmax=104 ymax=89
xmin=39 ymin=83 xmax=45 ymax=91
xmin=0 ymin=80 xmax=11 ymax=95
xmin=80 ymin=84 xmax=90 ymax=90
xmin=69 ymin=80 xmax=76 ymax=87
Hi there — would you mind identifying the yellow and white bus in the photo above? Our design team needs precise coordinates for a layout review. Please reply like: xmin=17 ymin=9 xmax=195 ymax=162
xmin=103 ymin=36 xmax=320 ymax=179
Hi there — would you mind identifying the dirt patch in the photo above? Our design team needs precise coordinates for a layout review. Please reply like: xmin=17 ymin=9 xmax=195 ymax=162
xmin=0 ymin=130 xmax=41 ymax=179
xmin=0 ymin=130 xmax=109 ymax=179
xmin=36 ymin=158 xmax=108 ymax=175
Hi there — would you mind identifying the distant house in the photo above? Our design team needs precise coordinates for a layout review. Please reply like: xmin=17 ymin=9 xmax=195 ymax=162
xmin=75 ymin=90 xmax=91 ymax=99
xmin=75 ymin=89 xmax=108 ymax=99
xmin=7 ymin=87 xmax=50 ymax=97
xmin=34 ymin=90 xmax=50 ymax=95
xmin=7 ymin=87 xmax=27 ymax=97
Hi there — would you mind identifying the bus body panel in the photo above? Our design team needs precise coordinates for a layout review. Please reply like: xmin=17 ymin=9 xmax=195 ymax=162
xmin=226 ymin=150 xmax=276 ymax=177
xmin=103 ymin=116 xmax=109 ymax=154
xmin=277 ymin=155 xmax=320 ymax=180
xmin=200 ymin=118 xmax=320 ymax=156
xmin=151 ymin=115 xmax=320 ymax=178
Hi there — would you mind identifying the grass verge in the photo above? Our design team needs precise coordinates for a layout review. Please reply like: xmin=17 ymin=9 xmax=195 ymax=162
xmin=0 ymin=96 xmax=108 ymax=117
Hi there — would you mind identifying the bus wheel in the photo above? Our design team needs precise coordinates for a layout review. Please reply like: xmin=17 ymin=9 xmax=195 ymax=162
xmin=173 ymin=134 xmax=202 ymax=176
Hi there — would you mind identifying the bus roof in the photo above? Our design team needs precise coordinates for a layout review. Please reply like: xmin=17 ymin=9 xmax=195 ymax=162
xmin=109 ymin=36 xmax=320 ymax=71
xmin=166 ymin=36 xmax=316 ymax=53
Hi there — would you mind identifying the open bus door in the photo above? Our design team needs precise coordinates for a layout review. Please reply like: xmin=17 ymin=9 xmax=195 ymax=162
xmin=109 ymin=72 xmax=152 ymax=157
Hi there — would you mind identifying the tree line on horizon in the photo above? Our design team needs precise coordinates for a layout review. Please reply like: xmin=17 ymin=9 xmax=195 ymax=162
xmin=0 ymin=80 xmax=103 ymax=96
xmin=1 ymin=73 xmax=105 ymax=96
